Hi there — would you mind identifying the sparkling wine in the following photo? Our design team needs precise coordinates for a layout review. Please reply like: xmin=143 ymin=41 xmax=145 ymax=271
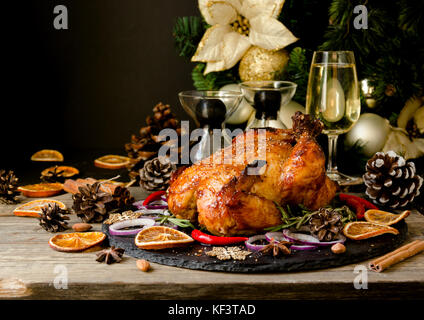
xmin=306 ymin=62 xmax=360 ymax=134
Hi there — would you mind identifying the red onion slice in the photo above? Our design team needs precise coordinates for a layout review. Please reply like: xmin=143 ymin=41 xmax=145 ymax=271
xmin=109 ymin=218 xmax=155 ymax=236
xmin=283 ymin=229 xmax=346 ymax=246
xmin=245 ymin=235 xmax=268 ymax=251
xmin=264 ymin=232 xmax=287 ymax=242
xmin=291 ymin=244 xmax=318 ymax=251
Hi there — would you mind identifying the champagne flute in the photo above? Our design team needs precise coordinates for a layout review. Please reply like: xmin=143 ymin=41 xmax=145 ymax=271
xmin=306 ymin=51 xmax=361 ymax=185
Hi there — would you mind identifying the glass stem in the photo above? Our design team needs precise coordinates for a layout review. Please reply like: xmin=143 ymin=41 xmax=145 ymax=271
xmin=327 ymin=134 xmax=339 ymax=174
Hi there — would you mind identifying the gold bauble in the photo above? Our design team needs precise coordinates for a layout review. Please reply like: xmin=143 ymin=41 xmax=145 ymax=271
xmin=239 ymin=46 xmax=289 ymax=82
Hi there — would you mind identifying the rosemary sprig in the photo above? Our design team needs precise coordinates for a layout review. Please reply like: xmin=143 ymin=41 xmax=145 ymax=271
xmin=157 ymin=214 xmax=195 ymax=229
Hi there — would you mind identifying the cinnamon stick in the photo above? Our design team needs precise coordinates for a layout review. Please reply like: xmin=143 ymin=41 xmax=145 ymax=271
xmin=369 ymin=240 xmax=424 ymax=272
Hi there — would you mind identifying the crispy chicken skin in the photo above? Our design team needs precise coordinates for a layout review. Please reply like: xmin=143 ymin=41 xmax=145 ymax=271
xmin=167 ymin=112 xmax=337 ymax=236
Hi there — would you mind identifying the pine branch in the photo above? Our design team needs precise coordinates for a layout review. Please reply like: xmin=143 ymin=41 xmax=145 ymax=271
xmin=173 ymin=16 xmax=206 ymax=59
xmin=283 ymin=47 xmax=310 ymax=105
xmin=192 ymin=63 xmax=239 ymax=91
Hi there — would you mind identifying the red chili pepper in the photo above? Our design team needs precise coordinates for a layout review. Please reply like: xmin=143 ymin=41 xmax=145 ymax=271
xmin=143 ymin=190 xmax=167 ymax=206
xmin=191 ymin=229 xmax=248 ymax=245
xmin=339 ymin=193 xmax=378 ymax=210
xmin=340 ymin=197 xmax=365 ymax=219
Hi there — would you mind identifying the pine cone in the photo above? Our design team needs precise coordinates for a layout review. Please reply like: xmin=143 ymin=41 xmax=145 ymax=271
xmin=146 ymin=103 xmax=179 ymax=132
xmin=72 ymin=182 xmax=114 ymax=223
xmin=39 ymin=203 xmax=70 ymax=232
xmin=112 ymin=186 xmax=135 ymax=211
xmin=125 ymin=102 xmax=181 ymax=179
xmin=309 ymin=208 xmax=343 ymax=241
xmin=0 ymin=170 xmax=20 ymax=204
xmin=364 ymin=151 xmax=423 ymax=208
xmin=140 ymin=157 xmax=176 ymax=191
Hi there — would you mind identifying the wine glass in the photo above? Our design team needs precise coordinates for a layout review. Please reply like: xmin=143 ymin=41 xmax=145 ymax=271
xmin=240 ymin=81 xmax=297 ymax=129
xmin=306 ymin=51 xmax=361 ymax=185
xmin=178 ymin=90 xmax=243 ymax=163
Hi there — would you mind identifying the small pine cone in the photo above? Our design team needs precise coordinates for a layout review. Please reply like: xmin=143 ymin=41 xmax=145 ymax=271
xmin=140 ymin=157 xmax=176 ymax=191
xmin=0 ymin=170 xmax=20 ymax=204
xmin=39 ymin=203 xmax=70 ymax=232
xmin=146 ymin=103 xmax=179 ymax=130
xmin=112 ymin=186 xmax=135 ymax=211
xmin=309 ymin=208 xmax=343 ymax=241
xmin=364 ymin=151 xmax=423 ymax=208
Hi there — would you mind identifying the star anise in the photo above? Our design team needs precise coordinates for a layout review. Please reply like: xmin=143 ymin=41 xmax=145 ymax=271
xmin=95 ymin=246 xmax=125 ymax=264
xmin=260 ymin=240 xmax=292 ymax=257
xmin=41 ymin=166 xmax=65 ymax=182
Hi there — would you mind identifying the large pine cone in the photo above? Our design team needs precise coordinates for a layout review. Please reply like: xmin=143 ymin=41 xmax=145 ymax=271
xmin=125 ymin=103 xmax=180 ymax=180
xmin=364 ymin=151 xmax=423 ymax=208
xmin=309 ymin=208 xmax=343 ymax=241
xmin=140 ymin=157 xmax=176 ymax=191
xmin=0 ymin=170 xmax=19 ymax=204
xmin=72 ymin=182 xmax=114 ymax=223
xmin=39 ymin=203 xmax=70 ymax=232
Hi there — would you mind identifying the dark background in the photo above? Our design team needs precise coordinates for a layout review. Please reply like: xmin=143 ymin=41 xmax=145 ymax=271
xmin=2 ymin=0 xmax=198 ymax=169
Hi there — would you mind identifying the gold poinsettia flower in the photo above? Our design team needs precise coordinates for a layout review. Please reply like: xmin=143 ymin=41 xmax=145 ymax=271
xmin=192 ymin=0 xmax=298 ymax=74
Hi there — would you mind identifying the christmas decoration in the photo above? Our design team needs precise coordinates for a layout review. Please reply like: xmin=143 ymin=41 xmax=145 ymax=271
xmin=72 ymin=182 xmax=114 ymax=223
xmin=0 ymin=170 xmax=19 ymax=204
xmin=140 ymin=157 xmax=176 ymax=191
xmin=95 ymin=246 xmax=125 ymax=264
xmin=361 ymin=79 xmax=377 ymax=109
xmin=309 ymin=208 xmax=343 ymax=242
xmin=238 ymin=46 xmax=289 ymax=82
xmin=364 ymin=151 xmax=423 ymax=208
xmin=382 ymin=97 xmax=424 ymax=160
xmin=220 ymin=83 xmax=254 ymax=125
xmin=278 ymin=100 xmax=305 ymax=129
xmin=39 ymin=203 xmax=70 ymax=233
xmin=125 ymin=102 xmax=181 ymax=180
xmin=344 ymin=113 xmax=390 ymax=157
xmin=192 ymin=0 xmax=297 ymax=74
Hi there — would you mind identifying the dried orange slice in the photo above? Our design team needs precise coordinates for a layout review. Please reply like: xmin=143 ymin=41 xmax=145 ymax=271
xmin=41 ymin=166 xmax=79 ymax=178
xmin=18 ymin=183 xmax=64 ymax=198
xmin=364 ymin=210 xmax=410 ymax=226
xmin=343 ymin=221 xmax=399 ymax=240
xmin=31 ymin=149 xmax=64 ymax=162
xmin=94 ymin=155 xmax=131 ymax=169
xmin=135 ymin=226 xmax=194 ymax=250
xmin=49 ymin=232 xmax=106 ymax=252
xmin=13 ymin=199 xmax=66 ymax=217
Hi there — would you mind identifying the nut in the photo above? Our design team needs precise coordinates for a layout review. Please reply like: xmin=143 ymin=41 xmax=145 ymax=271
xmin=136 ymin=259 xmax=151 ymax=272
xmin=72 ymin=223 xmax=92 ymax=232
xmin=331 ymin=243 xmax=346 ymax=254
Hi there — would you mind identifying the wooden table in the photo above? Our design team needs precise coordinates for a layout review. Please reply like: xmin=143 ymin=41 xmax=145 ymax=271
xmin=1 ymin=188 xmax=423 ymax=300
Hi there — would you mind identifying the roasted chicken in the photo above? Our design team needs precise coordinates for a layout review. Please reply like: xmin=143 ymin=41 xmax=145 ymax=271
xmin=167 ymin=112 xmax=337 ymax=236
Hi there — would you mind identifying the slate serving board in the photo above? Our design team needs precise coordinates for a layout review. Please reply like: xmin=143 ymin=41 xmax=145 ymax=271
xmin=103 ymin=221 xmax=407 ymax=273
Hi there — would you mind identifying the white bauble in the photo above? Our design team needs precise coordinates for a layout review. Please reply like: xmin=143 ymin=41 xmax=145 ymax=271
xmin=278 ymin=100 xmax=305 ymax=128
xmin=345 ymin=113 xmax=390 ymax=157
xmin=220 ymin=84 xmax=254 ymax=125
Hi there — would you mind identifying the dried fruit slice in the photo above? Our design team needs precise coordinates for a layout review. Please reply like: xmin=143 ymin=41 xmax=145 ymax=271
xmin=343 ymin=221 xmax=399 ymax=240
xmin=18 ymin=183 xmax=64 ymax=198
xmin=31 ymin=149 xmax=64 ymax=162
xmin=364 ymin=210 xmax=410 ymax=226
xmin=135 ymin=226 xmax=194 ymax=250
xmin=94 ymin=155 xmax=131 ymax=169
xmin=49 ymin=232 xmax=106 ymax=252
xmin=41 ymin=166 xmax=79 ymax=178
xmin=13 ymin=199 xmax=66 ymax=218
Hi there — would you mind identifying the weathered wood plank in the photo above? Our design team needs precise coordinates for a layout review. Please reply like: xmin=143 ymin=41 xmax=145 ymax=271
xmin=1 ymin=188 xmax=423 ymax=299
